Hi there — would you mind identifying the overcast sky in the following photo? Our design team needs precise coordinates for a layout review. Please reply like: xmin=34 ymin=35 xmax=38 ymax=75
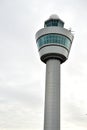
xmin=0 ymin=0 xmax=87 ymax=130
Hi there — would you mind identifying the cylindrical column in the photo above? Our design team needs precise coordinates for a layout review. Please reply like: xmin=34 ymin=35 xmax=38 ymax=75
xmin=44 ymin=59 xmax=60 ymax=130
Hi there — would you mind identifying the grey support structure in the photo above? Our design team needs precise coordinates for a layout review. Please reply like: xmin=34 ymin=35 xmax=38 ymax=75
xmin=35 ymin=14 xmax=74 ymax=130
xmin=44 ymin=59 xmax=60 ymax=130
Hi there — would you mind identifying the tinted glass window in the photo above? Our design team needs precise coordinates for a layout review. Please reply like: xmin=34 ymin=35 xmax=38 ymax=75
xmin=44 ymin=20 xmax=64 ymax=27
xmin=37 ymin=34 xmax=71 ymax=50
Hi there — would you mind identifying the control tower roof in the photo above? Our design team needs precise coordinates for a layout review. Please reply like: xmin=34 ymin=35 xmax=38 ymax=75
xmin=49 ymin=14 xmax=59 ymax=19
xmin=44 ymin=14 xmax=64 ymax=27
xmin=47 ymin=14 xmax=64 ymax=23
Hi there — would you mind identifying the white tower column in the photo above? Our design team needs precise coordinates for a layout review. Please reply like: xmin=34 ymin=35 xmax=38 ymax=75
xmin=44 ymin=59 xmax=60 ymax=130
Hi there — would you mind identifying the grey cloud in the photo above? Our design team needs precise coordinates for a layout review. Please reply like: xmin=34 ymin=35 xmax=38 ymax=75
xmin=0 ymin=102 xmax=42 ymax=129
xmin=0 ymin=81 xmax=43 ymax=108
xmin=64 ymin=102 xmax=87 ymax=128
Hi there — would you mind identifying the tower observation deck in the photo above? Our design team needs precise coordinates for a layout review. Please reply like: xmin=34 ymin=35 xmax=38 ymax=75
xmin=35 ymin=15 xmax=74 ymax=130
xmin=36 ymin=14 xmax=74 ymax=63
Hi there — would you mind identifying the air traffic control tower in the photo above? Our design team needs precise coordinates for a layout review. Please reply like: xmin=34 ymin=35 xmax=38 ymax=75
xmin=35 ymin=15 xmax=74 ymax=130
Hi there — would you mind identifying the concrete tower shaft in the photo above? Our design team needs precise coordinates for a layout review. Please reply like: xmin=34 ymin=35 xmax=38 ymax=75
xmin=44 ymin=59 xmax=60 ymax=130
